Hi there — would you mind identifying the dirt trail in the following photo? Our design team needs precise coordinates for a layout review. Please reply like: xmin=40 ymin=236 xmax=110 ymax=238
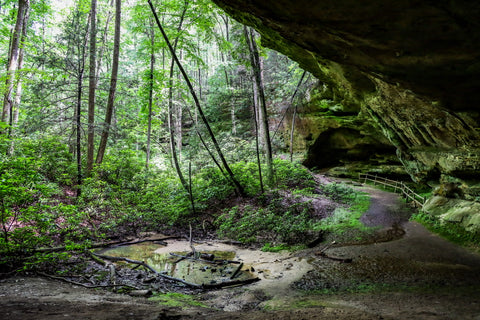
xmin=1 ymin=182 xmax=480 ymax=319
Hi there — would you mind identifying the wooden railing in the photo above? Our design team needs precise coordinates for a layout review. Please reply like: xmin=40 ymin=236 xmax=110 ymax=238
xmin=358 ymin=173 xmax=426 ymax=208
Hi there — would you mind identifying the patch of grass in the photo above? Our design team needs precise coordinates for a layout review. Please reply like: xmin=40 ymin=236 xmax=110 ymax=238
xmin=261 ymin=243 xmax=289 ymax=252
xmin=149 ymin=292 xmax=208 ymax=309
xmin=412 ymin=211 xmax=480 ymax=250
xmin=317 ymin=192 xmax=371 ymax=234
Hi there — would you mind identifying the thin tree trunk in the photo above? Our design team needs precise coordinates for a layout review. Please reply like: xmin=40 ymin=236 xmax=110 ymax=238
xmin=76 ymin=11 xmax=92 ymax=197
xmin=245 ymin=27 xmax=273 ymax=184
xmin=149 ymin=0 xmax=245 ymax=197
xmin=289 ymin=70 xmax=306 ymax=161
xmin=96 ymin=0 xmax=121 ymax=165
xmin=167 ymin=1 xmax=189 ymax=191
xmin=2 ymin=0 xmax=29 ymax=127
xmin=87 ymin=0 xmax=97 ymax=173
xmin=252 ymin=82 xmax=264 ymax=194
xmin=96 ymin=0 xmax=114 ymax=82
xmin=145 ymin=23 xmax=154 ymax=169
xmin=8 ymin=4 xmax=29 ymax=154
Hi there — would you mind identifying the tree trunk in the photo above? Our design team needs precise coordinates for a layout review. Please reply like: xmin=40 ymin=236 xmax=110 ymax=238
xmin=76 ymin=10 xmax=92 ymax=197
xmin=8 ymin=3 xmax=30 ymax=154
xmin=289 ymin=70 xmax=307 ymax=162
xmin=145 ymin=23 xmax=154 ymax=169
xmin=96 ymin=0 xmax=114 ymax=82
xmin=2 ymin=0 xmax=29 ymax=127
xmin=252 ymin=82 xmax=264 ymax=194
xmin=245 ymin=27 xmax=273 ymax=184
xmin=167 ymin=2 xmax=189 ymax=192
xmin=148 ymin=0 xmax=245 ymax=197
xmin=96 ymin=0 xmax=121 ymax=165
xmin=86 ymin=0 xmax=97 ymax=173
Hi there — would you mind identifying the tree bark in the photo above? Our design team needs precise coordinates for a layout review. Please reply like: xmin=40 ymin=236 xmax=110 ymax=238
xmin=86 ymin=0 xmax=97 ymax=173
xmin=96 ymin=0 xmax=121 ymax=165
xmin=2 ymin=0 xmax=29 ymax=127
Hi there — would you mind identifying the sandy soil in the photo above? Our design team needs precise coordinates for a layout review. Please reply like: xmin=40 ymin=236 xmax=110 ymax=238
xmin=1 ymin=184 xmax=480 ymax=319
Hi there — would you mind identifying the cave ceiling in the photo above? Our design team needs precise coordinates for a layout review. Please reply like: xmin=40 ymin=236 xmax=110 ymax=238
xmin=212 ymin=0 xmax=480 ymax=112
xmin=213 ymin=0 xmax=480 ymax=184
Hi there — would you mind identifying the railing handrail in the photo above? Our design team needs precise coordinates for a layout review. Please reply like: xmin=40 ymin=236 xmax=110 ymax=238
xmin=358 ymin=173 xmax=426 ymax=208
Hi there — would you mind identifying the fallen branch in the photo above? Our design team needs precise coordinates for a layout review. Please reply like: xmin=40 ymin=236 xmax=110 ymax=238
xmin=169 ymin=252 xmax=241 ymax=265
xmin=35 ymin=236 xmax=181 ymax=254
xmin=230 ymin=262 xmax=243 ymax=279
xmin=93 ymin=253 xmax=157 ymax=273
xmin=37 ymin=272 xmax=140 ymax=289
xmin=201 ymin=277 xmax=260 ymax=289
xmin=94 ymin=252 xmax=258 ymax=289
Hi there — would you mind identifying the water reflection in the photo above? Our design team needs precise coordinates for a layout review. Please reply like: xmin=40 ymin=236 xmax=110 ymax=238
xmin=99 ymin=242 xmax=255 ymax=285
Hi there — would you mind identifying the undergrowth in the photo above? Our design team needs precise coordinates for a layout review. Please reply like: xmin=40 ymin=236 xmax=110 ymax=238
xmin=215 ymin=182 xmax=371 ymax=247
xmin=412 ymin=211 xmax=480 ymax=250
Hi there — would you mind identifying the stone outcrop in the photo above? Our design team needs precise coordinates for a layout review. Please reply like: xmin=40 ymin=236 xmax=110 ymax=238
xmin=212 ymin=0 xmax=480 ymax=197
xmin=424 ymin=196 xmax=480 ymax=233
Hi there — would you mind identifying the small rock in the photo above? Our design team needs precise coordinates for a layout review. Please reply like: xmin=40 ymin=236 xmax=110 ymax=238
xmin=128 ymin=289 xmax=152 ymax=297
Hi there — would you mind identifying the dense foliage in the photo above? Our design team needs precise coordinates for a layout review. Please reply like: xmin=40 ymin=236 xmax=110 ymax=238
xmin=0 ymin=0 xmax=371 ymax=273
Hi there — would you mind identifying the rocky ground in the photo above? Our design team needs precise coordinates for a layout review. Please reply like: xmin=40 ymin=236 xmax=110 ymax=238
xmin=1 ymin=185 xmax=480 ymax=320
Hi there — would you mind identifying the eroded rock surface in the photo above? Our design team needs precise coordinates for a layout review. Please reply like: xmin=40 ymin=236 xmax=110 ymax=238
xmin=212 ymin=0 xmax=480 ymax=191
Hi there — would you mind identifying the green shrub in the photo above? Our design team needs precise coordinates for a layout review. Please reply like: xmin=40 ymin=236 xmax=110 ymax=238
xmin=215 ymin=193 xmax=315 ymax=245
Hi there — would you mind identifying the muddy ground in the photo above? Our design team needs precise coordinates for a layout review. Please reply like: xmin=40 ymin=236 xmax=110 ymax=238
xmin=1 ymin=185 xmax=480 ymax=319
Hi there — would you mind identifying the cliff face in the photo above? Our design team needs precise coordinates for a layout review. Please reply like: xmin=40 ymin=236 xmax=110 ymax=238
xmin=213 ymin=0 xmax=480 ymax=199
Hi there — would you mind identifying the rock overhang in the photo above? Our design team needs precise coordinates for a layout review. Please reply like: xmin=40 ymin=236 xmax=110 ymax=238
xmin=212 ymin=0 xmax=480 ymax=192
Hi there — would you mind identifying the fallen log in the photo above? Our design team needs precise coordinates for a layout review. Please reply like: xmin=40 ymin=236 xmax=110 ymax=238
xmin=37 ymin=272 xmax=140 ymax=290
xmin=93 ymin=252 xmax=259 ymax=289
xmin=169 ymin=252 xmax=241 ymax=265
xmin=34 ymin=236 xmax=182 ymax=254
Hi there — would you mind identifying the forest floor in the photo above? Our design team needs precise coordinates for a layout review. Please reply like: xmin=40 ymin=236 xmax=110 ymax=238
xmin=1 ymin=180 xmax=480 ymax=319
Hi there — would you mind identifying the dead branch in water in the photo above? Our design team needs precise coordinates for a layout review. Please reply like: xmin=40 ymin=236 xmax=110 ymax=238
xmin=93 ymin=252 xmax=258 ymax=289
xmin=34 ymin=236 xmax=183 ymax=254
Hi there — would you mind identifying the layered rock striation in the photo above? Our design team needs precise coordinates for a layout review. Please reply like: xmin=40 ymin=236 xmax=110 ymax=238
xmin=213 ymin=0 xmax=480 ymax=199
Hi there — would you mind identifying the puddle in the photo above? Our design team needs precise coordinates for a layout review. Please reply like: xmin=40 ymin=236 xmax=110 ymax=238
xmin=98 ymin=242 xmax=256 ymax=287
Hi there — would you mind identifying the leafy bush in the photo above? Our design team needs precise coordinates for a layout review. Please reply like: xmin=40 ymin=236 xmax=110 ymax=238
xmin=317 ymin=182 xmax=358 ymax=203
xmin=271 ymin=158 xmax=315 ymax=189
xmin=215 ymin=193 xmax=315 ymax=245
xmin=0 ymin=156 xmax=60 ymax=251
xmin=15 ymin=136 xmax=76 ymax=185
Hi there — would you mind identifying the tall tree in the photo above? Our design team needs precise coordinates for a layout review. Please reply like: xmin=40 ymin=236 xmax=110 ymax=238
xmin=74 ymin=7 xmax=92 ymax=197
xmin=86 ymin=0 xmax=97 ymax=173
xmin=8 ymin=2 xmax=30 ymax=154
xmin=2 ymin=0 xmax=30 ymax=130
xmin=145 ymin=18 xmax=155 ymax=169
xmin=96 ymin=0 xmax=121 ymax=165
xmin=244 ymin=26 xmax=273 ymax=184
xmin=148 ymin=0 xmax=246 ymax=197
xmin=167 ymin=0 xmax=189 ymax=191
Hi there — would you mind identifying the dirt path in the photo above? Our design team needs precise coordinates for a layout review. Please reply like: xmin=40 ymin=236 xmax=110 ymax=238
xmin=1 ymin=182 xmax=480 ymax=319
